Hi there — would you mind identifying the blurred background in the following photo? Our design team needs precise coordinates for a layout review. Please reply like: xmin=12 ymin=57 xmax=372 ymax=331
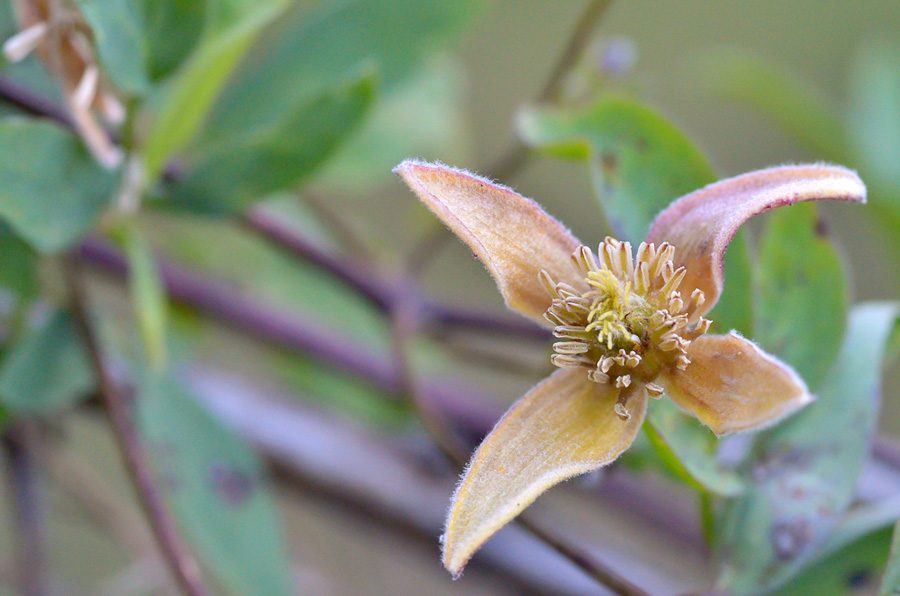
xmin=0 ymin=1 xmax=899 ymax=595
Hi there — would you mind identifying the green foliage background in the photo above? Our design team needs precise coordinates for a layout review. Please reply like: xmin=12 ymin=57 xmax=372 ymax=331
xmin=0 ymin=1 xmax=899 ymax=595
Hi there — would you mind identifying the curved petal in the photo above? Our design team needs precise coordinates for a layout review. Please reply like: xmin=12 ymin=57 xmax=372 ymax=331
xmin=645 ymin=164 xmax=865 ymax=317
xmin=442 ymin=368 xmax=647 ymax=577
xmin=659 ymin=333 xmax=813 ymax=435
xmin=394 ymin=160 xmax=585 ymax=325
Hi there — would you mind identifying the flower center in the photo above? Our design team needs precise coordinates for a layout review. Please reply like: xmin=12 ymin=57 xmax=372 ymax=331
xmin=541 ymin=238 xmax=711 ymax=414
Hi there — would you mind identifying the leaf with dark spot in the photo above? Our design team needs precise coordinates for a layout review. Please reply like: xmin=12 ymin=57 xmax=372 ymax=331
xmin=717 ymin=303 xmax=899 ymax=594
xmin=138 ymin=370 xmax=290 ymax=596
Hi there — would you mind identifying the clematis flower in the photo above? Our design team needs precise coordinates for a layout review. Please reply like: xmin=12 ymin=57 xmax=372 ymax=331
xmin=393 ymin=159 xmax=865 ymax=578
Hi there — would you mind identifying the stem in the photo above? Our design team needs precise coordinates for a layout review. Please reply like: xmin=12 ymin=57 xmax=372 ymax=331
xmin=62 ymin=254 xmax=211 ymax=596
xmin=516 ymin=513 xmax=653 ymax=596
xmin=79 ymin=238 xmax=403 ymax=393
xmin=36 ymin=438 xmax=159 ymax=562
xmin=388 ymin=290 xmax=472 ymax=467
xmin=407 ymin=0 xmax=617 ymax=275
xmin=537 ymin=0 xmax=615 ymax=103
xmin=0 ymin=75 xmax=72 ymax=126
xmin=221 ymin=216 xmax=549 ymax=342
xmin=2 ymin=423 xmax=49 ymax=596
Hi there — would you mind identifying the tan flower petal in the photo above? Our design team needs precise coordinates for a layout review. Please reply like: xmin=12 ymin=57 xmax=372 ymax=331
xmin=442 ymin=368 xmax=647 ymax=577
xmin=394 ymin=160 xmax=585 ymax=325
xmin=660 ymin=333 xmax=813 ymax=435
xmin=645 ymin=164 xmax=865 ymax=317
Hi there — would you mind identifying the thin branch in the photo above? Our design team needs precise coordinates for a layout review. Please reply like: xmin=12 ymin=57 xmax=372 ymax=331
xmin=388 ymin=289 xmax=473 ymax=467
xmin=79 ymin=238 xmax=403 ymax=393
xmin=299 ymin=192 xmax=372 ymax=257
xmin=407 ymin=0 xmax=616 ymax=275
xmin=516 ymin=514 xmax=653 ymax=596
xmin=2 ymin=423 xmax=49 ymax=596
xmin=228 ymin=216 xmax=550 ymax=342
xmin=62 ymin=254 xmax=211 ymax=596
xmin=36 ymin=438 xmax=160 ymax=563
xmin=0 ymin=75 xmax=549 ymax=349
xmin=0 ymin=75 xmax=72 ymax=126
xmin=241 ymin=209 xmax=392 ymax=311
xmin=536 ymin=0 xmax=615 ymax=104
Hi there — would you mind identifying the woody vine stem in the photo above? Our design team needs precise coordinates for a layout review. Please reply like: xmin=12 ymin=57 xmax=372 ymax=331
xmin=0 ymin=2 xmax=656 ymax=594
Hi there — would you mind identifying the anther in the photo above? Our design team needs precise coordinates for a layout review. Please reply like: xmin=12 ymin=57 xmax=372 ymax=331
xmin=553 ymin=341 xmax=589 ymax=354
xmin=72 ymin=65 xmax=100 ymax=112
xmin=551 ymin=354 xmax=583 ymax=368
xmin=691 ymin=288 xmax=706 ymax=308
xmin=615 ymin=375 xmax=632 ymax=388
xmin=614 ymin=402 xmax=631 ymax=420
xmin=625 ymin=352 xmax=641 ymax=368
xmin=646 ymin=382 xmax=665 ymax=398
xmin=3 ymin=22 xmax=47 ymax=63
xmin=588 ymin=369 xmax=609 ymax=383
xmin=539 ymin=270 xmax=559 ymax=297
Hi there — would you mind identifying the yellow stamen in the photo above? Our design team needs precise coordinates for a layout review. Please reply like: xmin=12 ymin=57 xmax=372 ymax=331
xmin=542 ymin=238 xmax=711 ymax=390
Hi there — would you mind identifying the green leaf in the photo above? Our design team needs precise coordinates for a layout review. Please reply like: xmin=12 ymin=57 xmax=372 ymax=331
xmin=142 ymin=1 xmax=205 ymax=81
xmin=775 ymin=527 xmax=892 ymax=596
xmin=753 ymin=203 xmax=847 ymax=388
xmin=0 ymin=118 xmax=115 ymax=252
xmin=717 ymin=302 xmax=900 ymax=595
xmin=687 ymin=48 xmax=847 ymax=161
xmin=818 ymin=497 xmax=900 ymax=565
xmin=168 ymin=70 xmax=377 ymax=213
xmin=881 ymin=522 xmax=900 ymax=596
xmin=0 ymin=311 xmax=94 ymax=414
xmin=645 ymin=398 xmax=744 ymax=497
xmin=0 ymin=3 xmax=64 ymax=103
xmin=0 ymin=221 xmax=37 ymax=298
xmin=138 ymin=370 xmax=290 ymax=596
xmin=78 ymin=0 xmax=150 ymax=96
xmin=313 ymin=54 xmax=471 ymax=193
xmin=517 ymin=94 xmax=717 ymax=243
xmin=140 ymin=0 xmax=289 ymax=180
xmin=200 ymin=0 xmax=479 ymax=148
xmin=848 ymin=40 xmax=900 ymax=194
xmin=116 ymin=222 xmax=169 ymax=370
xmin=710 ymin=229 xmax=753 ymax=337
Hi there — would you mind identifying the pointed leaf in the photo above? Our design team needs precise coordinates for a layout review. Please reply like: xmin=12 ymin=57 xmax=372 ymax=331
xmin=168 ymin=69 xmax=377 ymax=213
xmin=753 ymin=202 xmax=847 ymax=388
xmin=0 ymin=118 xmax=115 ymax=252
xmin=0 ymin=311 xmax=94 ymax=414
xmin=77 ymin=0 xmax=151 ymax=96
xmin=116 ymin=222 xmax=168 ymax=370
xmin=710 ymin=229 xmax=753 ymax=336
xmin=443 ymin=369 xmax=646 ymax=576
xmin=395 ymin=160 xmax=584 ymax=325
xmin=880 ymin=522 xmax=900 ymax=596
xmin=201 ymin=0 xmax=480 ymax=147
xmin=817 ymin=496 xmax=900 ymax=565
xmin=0 ymin=221 xmax=37 ymax=298
xmin=717 ymin=302 xmax=900 ymax=594
xmin=776 ymin=527 xmax=893 ymax=596
xmin=313 ymin=55 xmax=471 ymax=193
xmin=141 ymin=1 xmax=205 ymax=81
xmin=646 ymin=164 xmax=865 ymax=318
xmin=517 ymin=95 xmax=717 ymax=243
xmin=138 ymin=370 xmax=290 ymax=596
xmin=141 ymin=0 xmax=289 ymax=179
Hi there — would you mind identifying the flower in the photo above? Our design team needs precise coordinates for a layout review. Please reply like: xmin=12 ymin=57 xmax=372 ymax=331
xmin=393 ymin=159 xmax=866 ymax=577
